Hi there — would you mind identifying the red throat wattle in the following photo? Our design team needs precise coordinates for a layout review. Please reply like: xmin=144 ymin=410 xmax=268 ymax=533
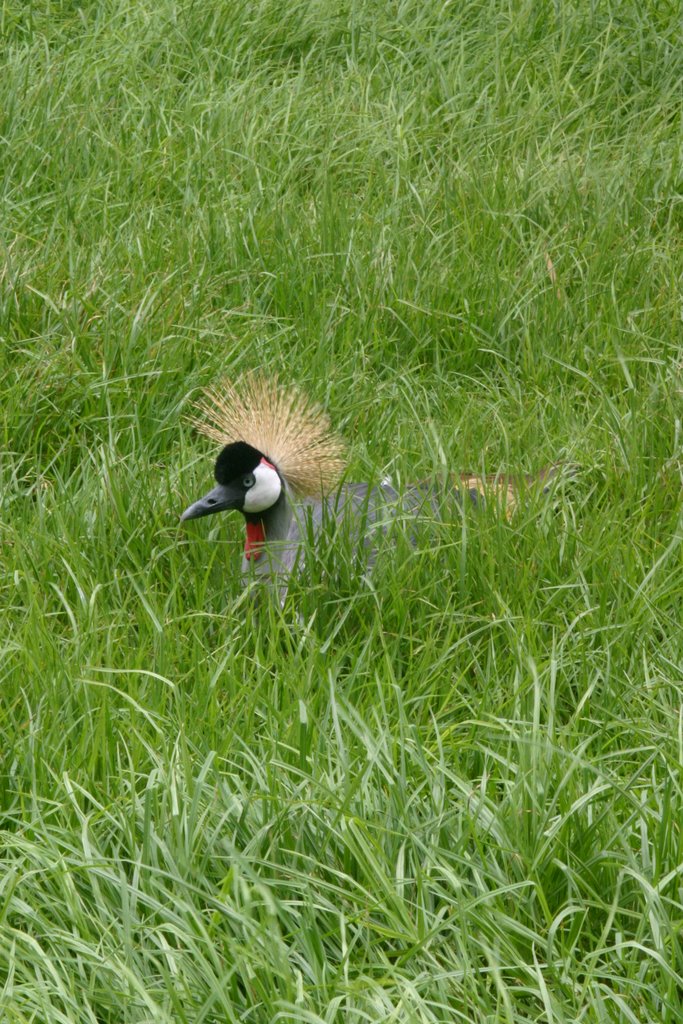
xmin=244 ymin=521 xmax=265 ymax=560
xmin=244 ymin=458 xmax=275 ymax=560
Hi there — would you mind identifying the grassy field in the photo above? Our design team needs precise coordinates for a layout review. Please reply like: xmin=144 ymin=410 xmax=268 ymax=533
xmin=1 ymin=1 xmax=682 ymax=1021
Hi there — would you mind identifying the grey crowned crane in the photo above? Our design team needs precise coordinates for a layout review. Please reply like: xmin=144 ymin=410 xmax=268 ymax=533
xmin=180 ymin=374 xmax=566 ymax=594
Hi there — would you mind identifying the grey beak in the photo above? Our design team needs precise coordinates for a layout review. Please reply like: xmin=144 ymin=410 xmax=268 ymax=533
xmin=180 ymin=483 xmax=242 ymax=521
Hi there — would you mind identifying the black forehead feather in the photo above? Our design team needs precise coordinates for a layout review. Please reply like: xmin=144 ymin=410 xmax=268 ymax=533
xmin=214 ymin=441 xmax=263 ymax=483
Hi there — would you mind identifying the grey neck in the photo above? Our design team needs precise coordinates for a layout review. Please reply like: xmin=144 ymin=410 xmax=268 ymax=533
xmin=244 ymin=486 xmax=294 ymax=544
xmin=242 ymin=485 xmax=298 ymax=592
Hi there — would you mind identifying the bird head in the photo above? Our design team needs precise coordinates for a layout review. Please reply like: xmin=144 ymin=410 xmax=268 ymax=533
xmin=180 ymin=373 xmax=346 ymax=525
xmin=180 ymin=440 xmax=283 ymax=521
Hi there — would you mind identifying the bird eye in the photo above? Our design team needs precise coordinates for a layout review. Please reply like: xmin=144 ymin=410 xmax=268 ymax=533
xmin=242 ymin=473 xmax=255 ymax=489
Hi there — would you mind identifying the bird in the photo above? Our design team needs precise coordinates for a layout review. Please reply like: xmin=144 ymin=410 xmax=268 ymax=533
xmin=180 ymin=373 xmax=568 ymax=597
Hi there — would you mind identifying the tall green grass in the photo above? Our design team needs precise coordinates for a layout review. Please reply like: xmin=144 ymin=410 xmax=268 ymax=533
xmin=1 ymin=1 xmax=681 ymax=1021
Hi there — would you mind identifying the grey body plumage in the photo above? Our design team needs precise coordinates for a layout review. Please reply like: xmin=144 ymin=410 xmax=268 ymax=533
xmin=231 ymin=473 xmax=560 ymax=591
xmin=236 ymin=480 xmax=405 ymax=585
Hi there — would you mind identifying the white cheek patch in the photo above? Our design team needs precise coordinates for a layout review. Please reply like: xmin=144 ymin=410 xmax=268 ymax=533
xmin=243 ymin=461 xmax=282 ymax=513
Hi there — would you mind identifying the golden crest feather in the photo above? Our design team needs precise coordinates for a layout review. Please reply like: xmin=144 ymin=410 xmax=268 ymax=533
xmin=191 ymin=372 xmax=346 ymax=497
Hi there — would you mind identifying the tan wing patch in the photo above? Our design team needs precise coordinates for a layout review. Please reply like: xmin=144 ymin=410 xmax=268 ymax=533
xmin=457 ymin=474 xmax=518 ymax=517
